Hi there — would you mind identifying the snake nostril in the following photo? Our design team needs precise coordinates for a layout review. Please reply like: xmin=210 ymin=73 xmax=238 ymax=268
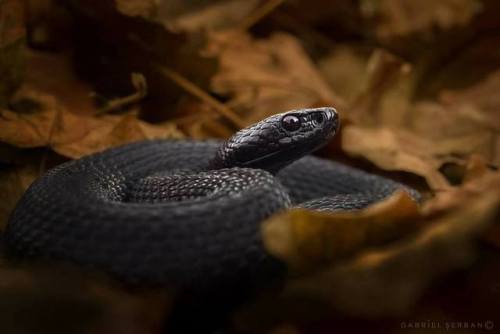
xmin=312 ymin=112 xmax=324 ymax=126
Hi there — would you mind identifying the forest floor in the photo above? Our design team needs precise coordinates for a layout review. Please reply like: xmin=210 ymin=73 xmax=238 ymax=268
xmin=0 ymin=1 xmax=499 ymax=333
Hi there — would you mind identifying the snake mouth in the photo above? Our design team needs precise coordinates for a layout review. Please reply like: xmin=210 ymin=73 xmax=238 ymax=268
xmin=239 ymin=148 xmax=293 ymax=169
xmin=239 ymin=143 xmax=321 ymax=172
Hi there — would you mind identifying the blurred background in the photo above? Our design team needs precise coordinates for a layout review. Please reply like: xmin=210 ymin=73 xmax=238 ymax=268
xmin=1 ymin=0 xmax=500 ymax=333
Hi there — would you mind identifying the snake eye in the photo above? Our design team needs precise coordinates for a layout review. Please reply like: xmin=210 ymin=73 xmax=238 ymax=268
xmin=312 ymin=112 xmax=324 ymax=126
xmin=282 ymin=115 xmax=301 ymax=131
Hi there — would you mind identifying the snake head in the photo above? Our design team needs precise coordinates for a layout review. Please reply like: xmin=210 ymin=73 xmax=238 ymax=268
xmin=212 ymin=107 xmax=339 ymax=172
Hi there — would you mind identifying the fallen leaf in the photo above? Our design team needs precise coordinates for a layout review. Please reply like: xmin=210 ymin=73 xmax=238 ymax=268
xmin=114 ymin=0 xmax=158 ymax=19
xmin=361 ymin=0 xmax=482 ymax=40
xmin=159 ymin=0 xmax=261 ymax=32
xmin=318 ymin=44 xmax=371 ymax=104
xmin=57 ymin=113 xmax=183 ymax=159
xmin=342 ymin=126 xmax=451 ymax=190
xmin=284 ymin=178 xmax=499 ymax=316
xmin=263 ymin=191 xmax=420 ymax=274
xmin=208 ymin=31 xmax=346 ymax=124
xmin=0 ymin=87 xmax=184 ymax=159
xmin=411 ymin=101 xmax=497 ymax=165
xmin=241 ymin=171 xmax=500 ymax=331
xmin=346 ymin=49 xmax=414 ymax=126
xmin=337 ymin=48 xmax=498 ymax=190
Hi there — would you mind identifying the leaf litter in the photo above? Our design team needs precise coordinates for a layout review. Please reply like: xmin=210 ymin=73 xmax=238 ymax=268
xmin=0 ymin=0 xmax=499 ymax=333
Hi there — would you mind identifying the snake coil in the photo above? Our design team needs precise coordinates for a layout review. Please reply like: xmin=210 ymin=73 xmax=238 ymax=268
xmin=5 ymin=108 xmax=419 ymax=329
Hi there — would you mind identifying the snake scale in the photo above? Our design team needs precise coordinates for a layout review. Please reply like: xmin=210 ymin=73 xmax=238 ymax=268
xmin=5 ymin=107 xmax=419 ymax=329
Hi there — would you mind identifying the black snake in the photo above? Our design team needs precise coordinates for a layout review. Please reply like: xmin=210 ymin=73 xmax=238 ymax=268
xmin=5 ymin=107 xmax=419 ymax=325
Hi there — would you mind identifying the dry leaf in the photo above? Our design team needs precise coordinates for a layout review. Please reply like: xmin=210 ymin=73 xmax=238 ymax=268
xmin=262 ymin=191 xmax=420 ymax=273
xmin=318 ymin=45 xmax=371 ymax=104
xmin=208 ymin=31 xmax=345 ymax=124
xmin=3 ymin=1 xmax=500 ymax=333
xmin=115 ymin=0 xmax=158 ymax=19
xmin=284 ymin=177 xmax=499 ymax=316
xmin=337 ymin=48 xmax=498 ymax=189
xmin=115 ymin=0 xmax=261 ymax=32
xmin=346 ymin=49 xmax=414 ymax=126
xmin=160 ymin=0 xmax=261 ymax=32
xmin=411 ymin=102 xmax=497 ymax=163
xmin=361 ymin=0 xmax=482 ymax=39
xmin=423 ymin=163 xmax=500 ymax=215
xmin=57 ymin=113 xmax=183 ymax=159
xmin=342 ymin=126 xmax=451 ymax=190
xmin=0 ymin=88 xmax=184 ymax=159
xmin=241 ymin=170 xmax=500 ymax=331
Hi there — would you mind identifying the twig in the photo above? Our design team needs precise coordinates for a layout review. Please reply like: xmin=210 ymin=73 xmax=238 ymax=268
xmin=156 ymin=65 xmax=246 ymax=129
xmin=96 ymin=73 xmax=147 ymax=114
xmin=237 ymin=0 xmax=287 ymax=31
xmin=271 ymin=12 xmax=336 ymax=50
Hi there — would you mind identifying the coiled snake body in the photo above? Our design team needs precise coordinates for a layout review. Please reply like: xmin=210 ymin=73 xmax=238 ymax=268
xmin=6 ymin=108 xmax=418 ymax=295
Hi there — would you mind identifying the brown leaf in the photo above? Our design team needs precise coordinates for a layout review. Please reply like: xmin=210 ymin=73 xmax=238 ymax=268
xmin=242 ymin=171 xmax=500 ymax=331
xmin=436 ymin=69 xmax=500 ymax=165
xmin=115 ymin=0 xmax=262 ymax=32
xmin=284 ymin=177 xmax=499 ymax=316
xmin=342 ymin=126 xmax=451 ymax=190
xmin=57 ymin=113 xmax=183 ymax=159
xmin=0 ymin=88 xmax=184 ymax=159
xmin=423 ymin=162 xmax=500 ymax=215
xmin=262 ymin=191 xmax=420 ymax=274
xmin=318 ymin=44 xmax=371 ymax=104
xmin=351 ymin=50 xmax=414 ymax=127
xmin=208 ymin=31 xmax=346 ymax=124
xmin=160 ymin=0 xmax=261 ymax=32
xmin=361 ymin=0 xmax=482 ymax=40
xmin=337 ymin=48 xmax=498 ymax=189
xmin=114 ymin=0 xmax=158 ymax=19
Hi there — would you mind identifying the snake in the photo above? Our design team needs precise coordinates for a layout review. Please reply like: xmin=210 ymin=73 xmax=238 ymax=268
xmin=5 ymin=107 xmax=419 ymax=321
